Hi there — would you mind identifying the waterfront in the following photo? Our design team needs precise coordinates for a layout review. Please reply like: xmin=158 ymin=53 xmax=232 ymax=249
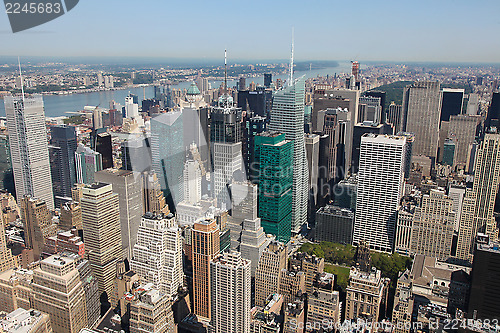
xmin=0 ymin=62 xmax=355 ymax=118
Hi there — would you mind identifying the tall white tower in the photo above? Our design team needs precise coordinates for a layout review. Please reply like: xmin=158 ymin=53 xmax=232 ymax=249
xmin=130 ymin=212 xmax=183 ymax=299
xmin=5 ymin=94 xmax=54 ymax=210
xmin=268 ymin=77 xmax=308 ymax=233
xmin=209 ymin=251 xmax=251 ymax=333
xmin=353 ymin=134 xmax=407 ymax=252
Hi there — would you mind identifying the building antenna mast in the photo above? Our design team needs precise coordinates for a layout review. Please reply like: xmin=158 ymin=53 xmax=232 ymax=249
xmin=18 ymin=56 xmax=25 ymax=102
xmin=289 ymin=27 xmax=294 ymax=86
xmin=224 ymin=49 xmax=228 ymax=97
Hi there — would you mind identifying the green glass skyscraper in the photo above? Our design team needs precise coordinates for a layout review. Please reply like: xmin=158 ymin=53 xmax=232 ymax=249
xmin=255 ymin=131 xmax=293 ymax=243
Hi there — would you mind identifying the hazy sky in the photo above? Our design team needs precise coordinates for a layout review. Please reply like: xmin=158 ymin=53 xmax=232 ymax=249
xmin=0 ymin=0 xmax=499 ymax=63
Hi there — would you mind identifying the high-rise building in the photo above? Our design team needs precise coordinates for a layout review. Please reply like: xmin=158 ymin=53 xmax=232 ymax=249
xmin=0 ymin=268 xmax=33 ymax=313
xmin=183 ymin=159 xmax=202 ymax=205
xmin=351 ymin=121 xmax=393 ymax=173
xmin=209 ymin=252 xmax=251 ymax=333
xmin=269 ymin=77 xmax=309 ymax=232
xmin=210 ymin=95 xmax=245 ymax=210
xmin=20 ymin=196 xmax=58 ymax=261
xmin=237 ymin=87 xmax=273 ymax=118
xmin=345 ymin=266 xmax=389 ymax=325
xmin=59 ymin=200 xmax=82 ymax=231
xmin=244 ymin=115 xmax=267 ymax=182
xmin=95 ymin=132 xmax=113 ymax=169
xmin=130 ymin=212 xmax=183 ymax=299
xmin=391 ymin=270 xmax=414 ymax=333
xmin=364 ymin=90 xmax=387 ymax=121
xmin=121 ymin=137 xmax=151 ymax=173
xmin=75 ymin=144 xmax=103 ymax=184
xmin=0 ymin=211 xmax=16 ymax=272
xmin=254 ymin=241 xmax=287 ymax=307
xmin=305 ymin=133 xmax=320 ymax=216
xmin=457 ymin=134 xmax=500 ymax=261
xmin=289 ymin=252 xmax=324 ymax=295
xmin=141 ymin=171 xmax=169 ymax=215
xmin=353 ymin=134 xmax=407 ymax=252
xmin=386 ymin=102 xmax=403 ymax=133
xmin=125 ymin=96 xmax=140 ymax=119
xmin=278 ymin=268 xmax=306 ymax=306
xmin=49 ymin=125 xmax=78 ymax=207
xmin=255 ymin=132 xmax=293 ymax=243
xmin=264 ymin=74 xmax=272 ymax=88
xmin=129 ymin=285 xmax=175 ymax=333
xmin=440 ymin=88 xmax=464 ymax=122
xmin=448 ymin=115 xmax=479 ymax=166
xmin=151 ymin=111 xmax=184 ymax=211
xmin=31 ymin=253 xmax=88 ymax=333
xmin=307 ymin=273 xmax=341 ymax=330
xmin=402 ymin=81 xmax=442 ymax=160
xmin=315 ymin=205 xmax=354 ymax=244
xmin=358 ymin=96 xmax=382 ymax=124
xmin=4 ymin=94 xmax=54 ymax=210
xmin=484 ymin=91 xmax=500 ymax=131
xmin=410 ymin=189 xmax=455 ymax=260
xmin=468 ymin=238 xmax=500 ymax=321
xmin=192 ymin=218 xmax=220 ymax=321
xmin=229 ymin=181 xmax=272 ymax=275
xmin=95 ymin=168 xmax=143 ymax=258
xmin=442 ymin=138 xmax=456 ymax=166
xmin=80 ymin=183 xmax=122 ymax=305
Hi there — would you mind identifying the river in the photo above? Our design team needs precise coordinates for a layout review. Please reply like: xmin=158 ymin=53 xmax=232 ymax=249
xmin=0 ymin=62 xmax=356 ymax=118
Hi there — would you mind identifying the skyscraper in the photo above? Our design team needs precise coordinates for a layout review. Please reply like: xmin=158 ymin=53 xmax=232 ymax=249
xmin=151 ymin=111 xmax=184 ymax=211
xmin=353 ymin=134 xmax=407 ymax=252
xmin=20 ymin=196 xmax=58 ymax=261
xmin=210 ymin=94 xmax=245 ymax=210
xmin=410 ymin=189 xmax=456 ymax=260
xmin=268 ymin=77 xmax=309 ymax=232
xmin=209 ymin=252 xmax=251 ymax=333
xmin=457 ymin=134 xmax=500 ymax=261
xmin=484 ymin=91 xmax=500 ymax=131
xmin=129 ymin=286 xmax=175 ymax=333
xmin=75 ymin=143 xmax=103 ymax=184
xmin=31 ymin=252 xmax=89 ymax=333
xmin=440 ymin=88 xmax=464 ymax=122
xmin=80 ymin=183 xmax=122 ymax=305
xmin=468 ymin=238 xmax=500 ymax=321
xmin=95 ymin=132 xmax=113 ymax=169
xmin=49 ymin=125 xmax=78 ymax=207
xmin=229 ymin=181 xmax=272 ymax=275
xmin=0 ymin=210 xmax=16 ymax=272
xmin=95 ymin=168 xmax=143 ymax=259
xmin=254 ymin=241 xmax=287 ymax=307
xmin=4 ymin=94 xmax=54 ymax=210
xmin=130 ymin=212 xmax=183 ymax=299
xmin=255 ymin=131 xmax=293 ymax=243
xmin=192 ymin=218 xmax=220 ymax=321
xmin=402 ymin=81 xmax=441 ymax=160
xmin=448 ymin=114 xmax=479 ymax=166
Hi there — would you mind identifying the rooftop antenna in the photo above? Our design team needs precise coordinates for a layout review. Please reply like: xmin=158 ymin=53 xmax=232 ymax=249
xmin=224 ymin=49 xmax=228 ymax=96
xmin=289 ymin=27 xmax=294 ymax=86
xmin=18 ymin=56 xmax=25 ymax=102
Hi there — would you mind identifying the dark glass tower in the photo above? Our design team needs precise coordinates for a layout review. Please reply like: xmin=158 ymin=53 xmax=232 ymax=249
xmin=50 ymin=125 xmax=77 ymax=207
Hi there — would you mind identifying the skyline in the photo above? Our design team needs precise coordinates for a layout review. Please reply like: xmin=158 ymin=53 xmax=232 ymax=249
xmin=0 ymin=0 xmax=499 ymax=63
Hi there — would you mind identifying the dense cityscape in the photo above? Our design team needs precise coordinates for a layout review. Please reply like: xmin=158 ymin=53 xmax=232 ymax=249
xmin=1 ymin=1 xmax=500 ymax=331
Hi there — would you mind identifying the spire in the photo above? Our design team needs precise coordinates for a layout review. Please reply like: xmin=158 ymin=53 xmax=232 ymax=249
xmin=18 ymin=56 xmax=25 ymax=102
xmin=289 ymin=28 xmax=294 ymax=87
xmin=224 ymin=49 xmax=228 ymax=96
